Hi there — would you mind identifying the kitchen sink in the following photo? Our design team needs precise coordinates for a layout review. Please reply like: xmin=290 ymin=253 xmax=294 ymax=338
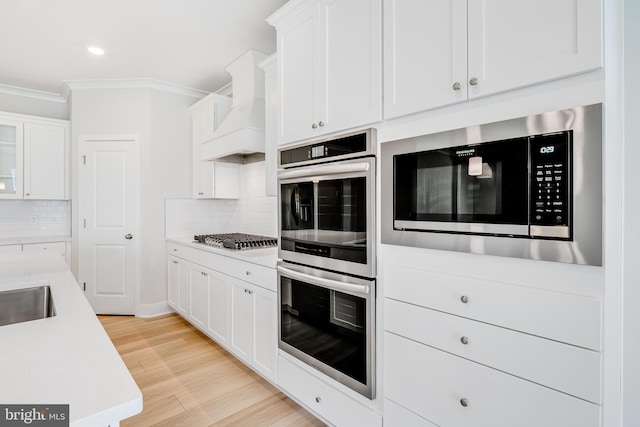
xmin=0 ymin=285 xmax=56 ymax=326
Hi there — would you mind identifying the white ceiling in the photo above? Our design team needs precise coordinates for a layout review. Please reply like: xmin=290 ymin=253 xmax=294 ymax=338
xmin=0 ymin=0 xmax=288 ymax=97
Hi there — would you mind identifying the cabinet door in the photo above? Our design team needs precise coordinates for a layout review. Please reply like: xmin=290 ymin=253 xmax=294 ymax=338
xmin=211 ymin=162 xmax=240 ymax=199
xmin=277 ymin=4 xmax=319 ymax=144
xmin=230 ymin=278 xmax=254 ymax=361
xmin=189 ymin=264 xmax=209 ymax=329
xmin=167 ymin=256 xmax=180 ymax=310
xmin=251 ymin=285 xmax=277 ymax=382
xmin=23 ymin=122 xmax=68 ymax=199
xmin=192 ymin=98 xmax=216 ymax=144
xmin=207 ymin=269 xmax=230 ymax=345
xmin=383 ymin=0 xmax=467 ymax=119
xmin=0 ymin=119 xmax=23 ymax=199
xmin=322 ymin=0 xmax=382 ymax=133
xmin=467 ymin=0 xmax=602 ymax=99
xmin=178 ymin=260 xmax=190 ymax=316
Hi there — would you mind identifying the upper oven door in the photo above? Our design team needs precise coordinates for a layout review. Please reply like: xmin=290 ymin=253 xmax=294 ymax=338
xmin=278 ymin=156 xmax=375 ymax=278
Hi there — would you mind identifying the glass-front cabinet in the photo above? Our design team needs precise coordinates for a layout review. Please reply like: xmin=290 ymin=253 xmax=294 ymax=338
xmin=0 ymin=120 xmax=23 ymax=199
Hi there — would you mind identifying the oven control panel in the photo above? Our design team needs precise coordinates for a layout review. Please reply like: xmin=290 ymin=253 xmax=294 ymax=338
xmin=529 ymin=131 xmax=571 ymax=232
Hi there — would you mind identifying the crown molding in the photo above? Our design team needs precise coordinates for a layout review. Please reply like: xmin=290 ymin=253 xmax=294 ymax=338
xmin=0 ymin=83 xmax=67 ymax=103
xmin=63 ymin=78 xmax=210 ymax=99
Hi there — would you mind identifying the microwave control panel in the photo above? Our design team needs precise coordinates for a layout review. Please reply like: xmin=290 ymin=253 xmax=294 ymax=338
xmin=529 ymin=131 xmax=572 ymax=231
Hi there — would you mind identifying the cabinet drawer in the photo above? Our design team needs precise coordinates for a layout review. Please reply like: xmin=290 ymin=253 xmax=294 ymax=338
xmin=0 ymin=244 xmax=22 ymax=254
xmin=167 ymin=242 xmax=276 ymax=291
xmin=278 ymin=355 xmax=382 ymax=427
xmin=385 ymin=298 xmax=600 ymax=403
xmin=22 ymin=241 xmax=66 ymax=255
xmin=383 ymin=264 xmax=601 ymax=350
xmin=384 ymin=399 xmax=437 ymax=427
xmin=384 ymin=332 xmax=600 ymax=427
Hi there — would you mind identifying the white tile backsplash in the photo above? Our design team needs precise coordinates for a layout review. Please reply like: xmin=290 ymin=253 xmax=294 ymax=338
xmin=166 ymin=161 xmax=278 ymax=238
xmin=0 ymin=200 xmax=70 ymax=238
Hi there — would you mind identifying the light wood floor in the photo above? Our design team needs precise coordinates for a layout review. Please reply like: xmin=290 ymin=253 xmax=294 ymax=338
xmin=99 ymin=313 xmax=325 ymax=427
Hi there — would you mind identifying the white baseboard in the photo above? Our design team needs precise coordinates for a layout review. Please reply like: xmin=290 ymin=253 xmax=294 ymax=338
xmin=136 ymin=302 xmax=174 ymax=318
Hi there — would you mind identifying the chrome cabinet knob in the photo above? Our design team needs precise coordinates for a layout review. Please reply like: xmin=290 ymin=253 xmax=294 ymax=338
xmin=315 ymin=396 xmax=322 ymax=403
xmin=198 ymin=192 xmax=204 ymax=195
xmin=460 ymin=336 xmax=469 ymax=345
xmin=312 ymin=123 xmax=318 ymax=129
xmin=452 ymin=82 xmax=461 ymax=90
xmin=469 ymin=77 xmax=479 ymax=86
xmin=460 ymin=295 xmax=469 ymax=304
xmin=318 ymin=121 xmax=325 ymax=127
xmin=25 ymin=192 xmax=30 ymax=196
xmin=460 ymin=398 xmax=469 ymax=407
xmin=125 ymin=233 xmax=133 ymax=240
xmin=246 ymin=271 xmax=251 ymax=276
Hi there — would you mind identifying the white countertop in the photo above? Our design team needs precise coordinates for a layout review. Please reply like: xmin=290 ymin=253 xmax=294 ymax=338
xmin=0 ymin=235 xmax=71 ymax=245
xmin=167 ymin=236 xmax=278 ymax=268
xmin=0 ymin=252 xmax=142 ymax=426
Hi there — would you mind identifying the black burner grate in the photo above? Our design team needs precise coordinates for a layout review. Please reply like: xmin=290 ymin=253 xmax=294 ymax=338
xmin=194 ymin=233 xmax=278 ymax=250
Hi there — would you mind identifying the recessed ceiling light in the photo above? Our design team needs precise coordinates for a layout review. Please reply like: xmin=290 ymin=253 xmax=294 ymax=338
xmin=88 ymin=46 xmax=104 ymax=55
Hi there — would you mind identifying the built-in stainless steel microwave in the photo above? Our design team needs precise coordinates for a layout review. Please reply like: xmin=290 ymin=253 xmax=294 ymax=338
xmin=381 ymin=104 xmax=602 ymax=266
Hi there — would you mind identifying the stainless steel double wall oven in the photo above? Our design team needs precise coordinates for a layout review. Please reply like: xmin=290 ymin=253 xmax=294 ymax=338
xmin=277 ymin=129 xmax=376 ymax=399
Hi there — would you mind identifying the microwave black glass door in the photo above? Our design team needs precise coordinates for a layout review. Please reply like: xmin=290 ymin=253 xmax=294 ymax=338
xmin=394 ymin=137 xmax=529 ymax=225
xmin=280 ymin=277 xmax=367 ymax=384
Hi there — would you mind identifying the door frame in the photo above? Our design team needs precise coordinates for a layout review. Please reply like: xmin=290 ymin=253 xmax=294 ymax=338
xmin=78 ymin=134 xmax=141 ymax=315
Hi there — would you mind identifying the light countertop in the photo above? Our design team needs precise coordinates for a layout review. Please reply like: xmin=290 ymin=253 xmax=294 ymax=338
xmin=0 ymin=235 xmax=71 ymax=245
xmin=167 ymin=236 xmax=278 ymax=269
xmin=0 ymin=252 xmax=142 ymax=426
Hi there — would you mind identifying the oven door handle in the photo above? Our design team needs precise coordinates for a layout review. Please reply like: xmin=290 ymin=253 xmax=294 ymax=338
xmin=278 ymin=162 xmax=370 ymax=180
xmin=277 ymin=265 xmax=370 ymax=296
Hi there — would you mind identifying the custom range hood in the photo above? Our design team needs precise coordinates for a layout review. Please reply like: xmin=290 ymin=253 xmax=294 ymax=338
xmin=201 ymin=49 xmax=268 ymax=160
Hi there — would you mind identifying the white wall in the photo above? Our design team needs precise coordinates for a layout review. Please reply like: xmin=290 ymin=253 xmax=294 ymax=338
xmin=0 ymin=92 xmax=68 ymax=120
xmin=69 ymin=87 xmax=199 ymax=315
xmin=166 ymin=160 xmax=278 ymax=239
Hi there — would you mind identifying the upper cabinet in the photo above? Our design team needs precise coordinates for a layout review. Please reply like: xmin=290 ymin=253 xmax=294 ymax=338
xmin=0 ymin=113 xmax=69 ymax=200
xmin=383 ymin=0 xmax=603 ymax=119
xmin=190 ymin=94 xmax=240 ymax=199
xmin=269 ymin=0 xmax=382 ymax=145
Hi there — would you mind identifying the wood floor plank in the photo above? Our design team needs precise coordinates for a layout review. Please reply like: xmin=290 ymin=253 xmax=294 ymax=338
xmin=99 ymin=313 xmax=325 ymax=427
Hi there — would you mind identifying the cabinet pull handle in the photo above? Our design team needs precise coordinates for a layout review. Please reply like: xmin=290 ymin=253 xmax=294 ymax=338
xmin=315 ymin=396 xmax=322 ymax=403
xmin=460 ymin=398 xmax=469 ymax=407
xmin=452 ymin=82 xmax=461 ymax=90
xmin=312 ymin=123 xmax=318 ymax=129
xmin=172 ymin=260 xmax=178 ymax=264
xmin=25 ymin=192 xmax=30 ymax=196
xmin=318 ymin=121 xmax=325 ymax=127
xmin=247 ymin=289 xmax=253 ymax=295
xmin=201 ymin=272 xmax=207 ymax=276
xmin=460 ymin=295 xmax=469 ymax=304
xmin=246 ymin=271 xmax=251 ymax=276
xmin=460 ymin=336 xmax=469 ymax=345
xmin=469 ymin=77 xmax=478 ymax=86
xmin=198 ymin=192 xmax=204 ymax=195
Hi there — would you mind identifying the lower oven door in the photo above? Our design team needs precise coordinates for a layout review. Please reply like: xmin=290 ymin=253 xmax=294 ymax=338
xmin=277 ymin=261 xmax=375 ymax=399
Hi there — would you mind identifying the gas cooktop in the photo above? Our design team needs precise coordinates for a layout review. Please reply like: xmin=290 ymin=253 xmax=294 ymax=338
xmin=193 ymin=233 xmax=278 ymax=250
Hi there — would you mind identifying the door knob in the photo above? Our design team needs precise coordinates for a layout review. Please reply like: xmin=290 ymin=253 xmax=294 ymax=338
xmin=125 ymin=234 xmax=133 ymax=240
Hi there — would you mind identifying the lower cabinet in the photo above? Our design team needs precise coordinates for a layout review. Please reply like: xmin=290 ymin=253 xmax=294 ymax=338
xmin=166 ymin=242 xmax=277 ymax=384
xmin=1 ymin=241 xmax=69 ymax=265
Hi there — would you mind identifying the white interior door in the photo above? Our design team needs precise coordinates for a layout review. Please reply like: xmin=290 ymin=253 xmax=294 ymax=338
xmin=79 ymin=135 xmax=140 ymax=315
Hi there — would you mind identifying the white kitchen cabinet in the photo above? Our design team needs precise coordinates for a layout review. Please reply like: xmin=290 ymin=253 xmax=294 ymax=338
xmin=0 ymin=244 xmax=22 ymax=254
xmin=0 ymin=118 xmax=23 ymax=198
xmin=23 ymin=121 xmax=69 ymax=199
xmin=188 ymin=263 xmax=209 ymax=330
xmin=190 ymin=94 xmax=239 ymax=199
xmin=22 ymin=241 xmax=69 ymax=265
xmin=269 ymin=0 xmax=382 ymax=145
xmin=207 ymin=269 xmax=230 ymax=345
xmin=0 ymin=113 xmax=69 ymax=200
xmin=167 ymin=256 xmax=180 ymax=310
xmin=384 ymin=332 xmax=600 ymax=427
xmin=383 ymin=0 xmax=602 ymax=119
xmin=166 ymin=241 xmax=277 ymax=383
xmin=259 ymin=53 xmax=278 ymax=197
xmin=229 ymin=277 xmax=277 ymax=382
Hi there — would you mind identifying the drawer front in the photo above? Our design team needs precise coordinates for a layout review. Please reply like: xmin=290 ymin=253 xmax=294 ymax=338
xmin=383 ymin=264 xmax=601 ymax=351
xmin=167 ymin=242 xmax=276 ymax=291
xmin=384 ymin=332 xmax=600 ymax=427
xmin=278 ymin=356 xmax=382 ymax=427
xmin=0 ymin=244 xmax=22 ymax=254
xmin=384 ymin=399 xmax=437 ymax=427
xmin=385 ymin=298 xmax=600 ymax=403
